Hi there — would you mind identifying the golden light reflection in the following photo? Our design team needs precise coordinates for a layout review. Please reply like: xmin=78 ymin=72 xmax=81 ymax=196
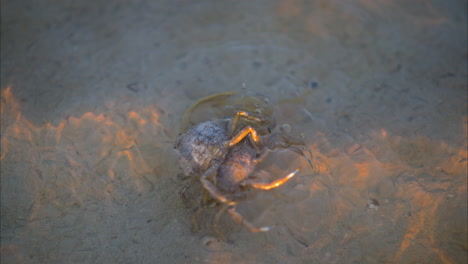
xmin=1 ymin=87 xmax=167 ymax=223
xmin=2 ymin=86 xmax=466 ymax=263
xmin=301 ymin=118 xmax=467 ymax=263
xmin=380 ymin=128 xmax=388 ymax=138
xmin=394 ymin=186 xmax=449 ymax=263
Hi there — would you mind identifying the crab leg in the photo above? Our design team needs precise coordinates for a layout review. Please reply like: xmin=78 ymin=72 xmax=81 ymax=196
xmin=213 ymin=204 xmax=230 ymax=241
xmin=180 ymin=91 xmax=237 ymax=133
xmin=230 ymin=111 xmax=264 ymax=135
xmin=248 ymin=169 xmax=299 ymax=190
xmin=265 ymin=133 xmax=314 ymax=169
xmin=286 ymin=146 xmax=314 ymax=169
xmin=200 ymin=167 xmax=236 ymax=206
xmin=226 ymin=126 xmax=261 ymax=148
xmin=227 ymin=206 xmax=271 ymax=232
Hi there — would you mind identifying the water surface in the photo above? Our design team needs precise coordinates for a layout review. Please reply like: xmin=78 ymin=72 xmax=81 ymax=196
xmin=1 ymin=1 xmax=467 ymax=263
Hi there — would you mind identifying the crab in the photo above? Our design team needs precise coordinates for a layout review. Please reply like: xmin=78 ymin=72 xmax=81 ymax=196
xmin=174 ymin=92 xmax=313 ymax=234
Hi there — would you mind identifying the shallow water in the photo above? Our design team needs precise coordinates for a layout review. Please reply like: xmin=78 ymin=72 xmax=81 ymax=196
xmin=1 ymin=1 xmax=467 ymax=263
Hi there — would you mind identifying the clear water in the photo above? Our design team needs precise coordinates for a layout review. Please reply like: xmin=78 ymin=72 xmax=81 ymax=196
xmin=1 ymin=1 xmax=466 ymax=263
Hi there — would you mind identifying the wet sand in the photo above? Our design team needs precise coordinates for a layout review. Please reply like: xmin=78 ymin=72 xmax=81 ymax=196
xmin=1 ymin=1 xmax=467 ymax=263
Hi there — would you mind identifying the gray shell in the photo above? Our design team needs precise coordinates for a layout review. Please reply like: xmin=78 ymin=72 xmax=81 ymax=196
xmin=174 ymin=121 xmax=229 ymax=175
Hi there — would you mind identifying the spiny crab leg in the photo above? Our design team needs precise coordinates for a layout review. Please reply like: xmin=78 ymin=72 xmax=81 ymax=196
xmin=227 ymin=206 xmax=271 ymax=232
xmin=248 ymin=169 xmax=299 ymax=190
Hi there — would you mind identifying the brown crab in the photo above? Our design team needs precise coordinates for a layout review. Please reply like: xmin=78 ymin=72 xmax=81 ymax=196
xmin=174 ymin=91 xmax=313 ymax=233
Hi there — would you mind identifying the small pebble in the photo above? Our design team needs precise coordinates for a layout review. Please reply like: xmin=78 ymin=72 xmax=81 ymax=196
xmin=280 ymin=124 xmax=292 ymax=133
xmin=367 ymin=199 xmax=380 ymax=210
xmin=202 ymin=236 xmax=223 ymax=252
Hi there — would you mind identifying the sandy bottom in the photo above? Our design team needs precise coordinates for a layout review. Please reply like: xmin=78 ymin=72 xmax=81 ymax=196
xmin=1 ymin=1 xmax=467 ymax=263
